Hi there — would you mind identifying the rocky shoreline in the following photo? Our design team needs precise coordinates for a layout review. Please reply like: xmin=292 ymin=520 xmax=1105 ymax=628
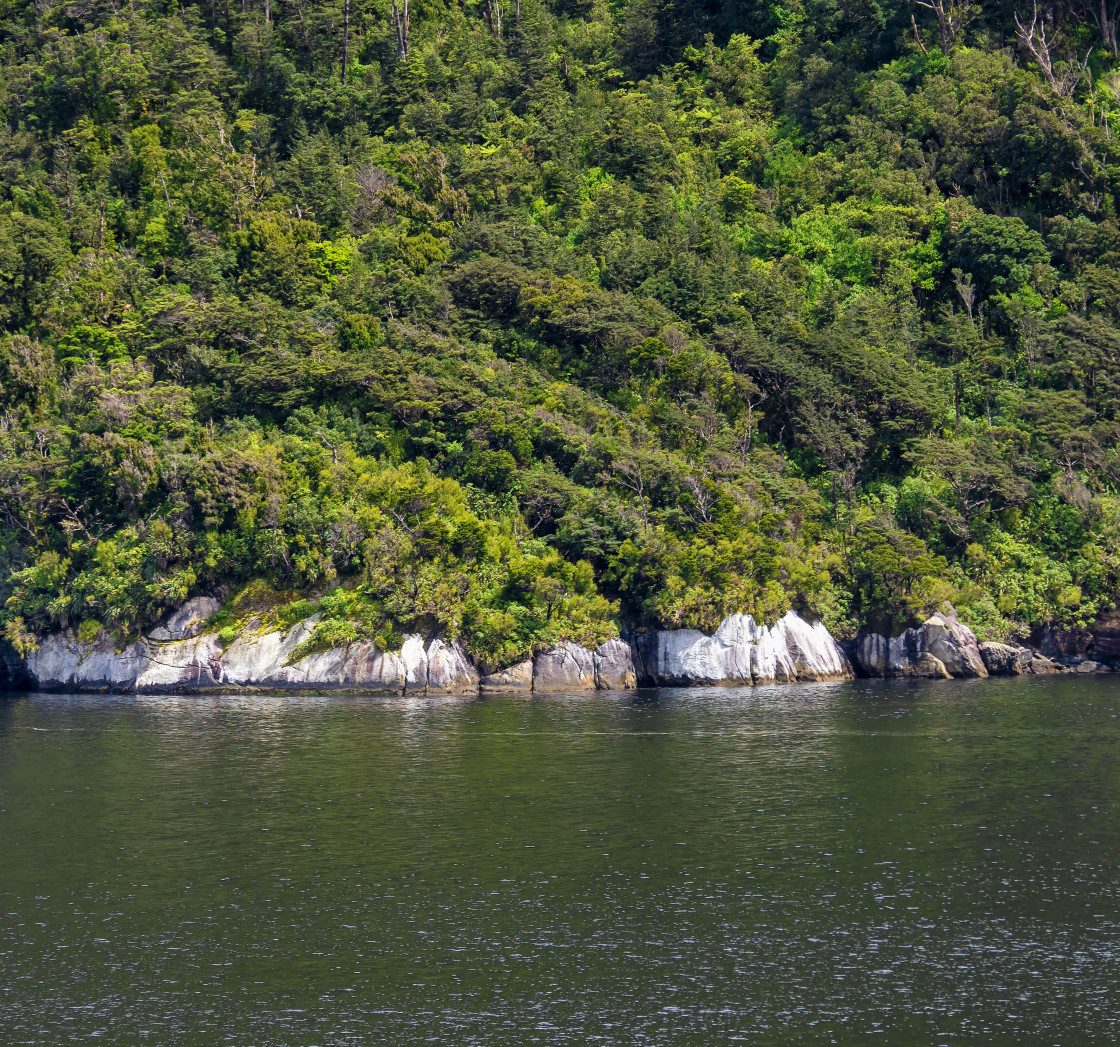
xmin=4 ymin=597 xmax=1113 ymax=696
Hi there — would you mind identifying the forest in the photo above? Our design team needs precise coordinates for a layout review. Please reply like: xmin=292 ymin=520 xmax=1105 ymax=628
xmin=3 ymin=0 xmax=1120 ymax=668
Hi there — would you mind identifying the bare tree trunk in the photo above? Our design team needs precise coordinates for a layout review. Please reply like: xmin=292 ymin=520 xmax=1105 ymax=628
xmin=913 ymin=0 xmax=973 ymax=54
xmin=392 ymin=0 xmax=409 ymax=59
xmin=484 ymin=0 xmax=502 ymax=36
xmin=341 ymin=0 xmax=350 ymax=84
xmin=1015 ymin=3 xmax=1090 ymax=95
xmin=264 ymin=0 xmax=270 ymax=25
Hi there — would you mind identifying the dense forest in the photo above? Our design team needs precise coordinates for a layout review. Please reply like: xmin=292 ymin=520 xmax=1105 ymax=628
xmin=3 ymin=0 xmax=1120 ymax=668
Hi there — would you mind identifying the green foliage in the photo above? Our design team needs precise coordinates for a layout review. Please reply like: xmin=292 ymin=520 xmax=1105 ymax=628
xmin=1 ymin=0 xmax=1119 ymax=663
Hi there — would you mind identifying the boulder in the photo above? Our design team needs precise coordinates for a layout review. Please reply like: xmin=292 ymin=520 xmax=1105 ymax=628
xmin=532 ymin=642 xmax=596 ymax=693
xmin=479 ymin=660 xmax=534 ymax=696
xmin=913 ymin=653 xmax=952 ymax=679
xmin=922 ymin=612 xmax=986 ymax=677
xmin=1027 ymin=654 xmax=1065 ymax=675
xmin=593 ymin=638 xmax=637 ymax=690
xmin=1076 ymin=659 xmax=1108 ymax=674
xmin=979 ymin=641 xmax=1031 ymax=676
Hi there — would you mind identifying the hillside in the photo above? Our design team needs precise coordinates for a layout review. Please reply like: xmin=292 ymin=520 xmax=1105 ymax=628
xmin=3 ymin=0 xmax=1120 ymax=667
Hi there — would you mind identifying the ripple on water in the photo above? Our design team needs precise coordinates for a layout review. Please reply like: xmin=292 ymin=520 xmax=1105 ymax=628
xmin=1 ymin=675 xmax=1119 ymax=1044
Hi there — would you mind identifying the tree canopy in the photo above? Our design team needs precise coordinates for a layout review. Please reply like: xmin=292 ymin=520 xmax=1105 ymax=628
xmin=4 ymin=0 xmax=1120 ymax=658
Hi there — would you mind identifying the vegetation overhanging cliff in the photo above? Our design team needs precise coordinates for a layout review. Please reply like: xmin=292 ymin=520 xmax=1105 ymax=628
xmin=3 ymin=0 xmax=1120 ymax=668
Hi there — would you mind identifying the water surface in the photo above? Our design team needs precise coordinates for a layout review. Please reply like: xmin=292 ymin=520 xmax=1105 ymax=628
xmin=2 ymin=676 xmax=1119 ymax=1044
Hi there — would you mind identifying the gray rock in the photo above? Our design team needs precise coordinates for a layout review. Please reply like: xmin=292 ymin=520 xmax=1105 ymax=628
xmin=1027 ymin=655 xmax=1065 ymax=675
xmin=923 ymin=612 xmax=986 ymax=677
xmin=161 ymin=596 xmax=221 ymax=641
xmin=593 ymin=638 xmax=637 ymax=690
xmin=479 ymin=660 xmax=534 ymax=696
xmin=773 ymin=612 xmax=854 ymax=682
xmin=979 ymin=641 xmax=1032 ymax=676
xmin=857 ymin=610 xmax=988 ymax=679
xmin=426 ymin=638 xmax=478 ymax=695
xmin=533 ymin=642 xmax=596 ymax=693
xmin=26 ymin=630 xmax=150 ymax=692
xmin=1076 ymin=660 xmax=1107 ymax=674
xmin=913 ymin=653 xmax=952 ymax=679
xmin=400 ymin=634 xmax=428 ymax=691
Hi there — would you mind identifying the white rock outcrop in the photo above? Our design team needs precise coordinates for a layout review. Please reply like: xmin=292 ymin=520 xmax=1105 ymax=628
xmin=22 ymin=602 xmax=847 ymax=695
xmin=25 ymin=612 xmax=478 ymax=696
xmin=148 ymin=596 xmax=222 ymax=642
xmin=632 ymin=611 xmax=851 ymax=686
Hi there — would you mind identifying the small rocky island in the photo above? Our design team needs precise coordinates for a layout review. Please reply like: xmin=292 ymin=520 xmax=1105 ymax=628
xmin=9 ymin=597 xmax=1087 ymax=697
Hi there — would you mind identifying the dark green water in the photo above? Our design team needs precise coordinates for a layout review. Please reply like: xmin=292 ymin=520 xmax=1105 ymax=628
xmin=2 ymin=677 xmax=1119 ymax=1045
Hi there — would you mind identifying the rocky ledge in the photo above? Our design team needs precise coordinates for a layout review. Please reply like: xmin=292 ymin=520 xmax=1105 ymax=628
xmin=856 ymin=610 xmax=1067 ymax=680
xmin=20 ymin=601 xmax=853 ymax=696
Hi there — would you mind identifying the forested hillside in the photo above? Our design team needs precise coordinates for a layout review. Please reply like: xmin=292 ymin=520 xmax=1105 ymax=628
xmin=3 ymin=0 xmax=1120 ymax=667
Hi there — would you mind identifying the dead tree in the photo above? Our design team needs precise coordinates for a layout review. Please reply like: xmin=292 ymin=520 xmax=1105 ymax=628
xmin=1015 ymin=3 xmax=1090 ymax=95
xmin=391 ymin=0 xmax=409 ymax=59
xmin=484 ymin=0 xmax=502 ymax=37
xmin=912 ymin=0 xmax=975 ymax=54
xmin=341 ymin=0 xmax=350 ymax=84
xmin=1070 ymin=0 xmax=1120 ymax=54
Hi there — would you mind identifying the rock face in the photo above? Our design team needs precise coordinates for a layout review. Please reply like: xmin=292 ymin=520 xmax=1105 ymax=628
xmin=479 ymin=660 xmax=534 ymax=696
xmin=476 ymin=640 xmax=637 ymax=695
xmin=15 ymin=602 xmax=860 ymax=697
xmin=532 ymin=641 xmax=597 ymax=693
xmin=593 ymin=638 xmax=638 ymax=690
xmin=856 ymin=612 xmax=988 ymax=680
xmin=25 ymin=615 xmax=478 ymax=696
xmin=631 ymin=611 xmax=852 ymax=687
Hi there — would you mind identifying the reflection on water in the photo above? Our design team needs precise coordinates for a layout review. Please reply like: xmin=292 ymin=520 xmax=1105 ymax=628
xmin=2 ymin=676 xmax=1119 ymax=1045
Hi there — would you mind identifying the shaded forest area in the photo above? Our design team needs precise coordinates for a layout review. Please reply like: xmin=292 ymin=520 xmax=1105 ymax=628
xmin=3 ymin=0 xmax=1120 ymax=666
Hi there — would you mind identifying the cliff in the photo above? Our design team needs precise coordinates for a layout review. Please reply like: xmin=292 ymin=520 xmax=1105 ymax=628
xmin=18 ymin=602 xmax=853 ymax=696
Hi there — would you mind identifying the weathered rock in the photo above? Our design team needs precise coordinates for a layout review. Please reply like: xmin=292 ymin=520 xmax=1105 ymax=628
xmin=426 ymin=638 xmax=478 ymax=695
xmin=532 ymin=642 xmax=596 ymax=693
xmin=479 ymin=660 xmax=534 ymax=696
xmin=1076 ymin=659 xmax=1108 ymax=674
xmin=979 ymin=641 xmax=1030 ymax=676
xmin=633 ymin=626 xmax=744 ymax=686
xmin=857 ymin=610 xmax=988 ymax=680
xmin=1088 ymin=611 xmax=1120 ymax=660
xmin=631 ymin=611 xmax=849 ymax=686
xmin=593 ymin=638 xmax=637 ymax=690
xmin=400 ymin=634 xmax=428 ymax=691
xmin=914 ymin=653 xmax=953 ymax=679
xmin=158 ymin=596 xmax=222 ymax=641
xmin=1027 ymin=655 xmax=1065 ymax=675
xmin=773 ymin=612 xmax=854 ymax=682
xmin=26 ymin=631 xmax=151 ymax=692
xmin=137 ymin=633 xmax=223 ymax=690
xmin=923 ymin=612 xmax=986 ymax=677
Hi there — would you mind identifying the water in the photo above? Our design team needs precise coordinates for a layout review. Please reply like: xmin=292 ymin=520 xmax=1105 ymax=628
xmin=1 ymin=676 xmax=1119 ymax=1045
